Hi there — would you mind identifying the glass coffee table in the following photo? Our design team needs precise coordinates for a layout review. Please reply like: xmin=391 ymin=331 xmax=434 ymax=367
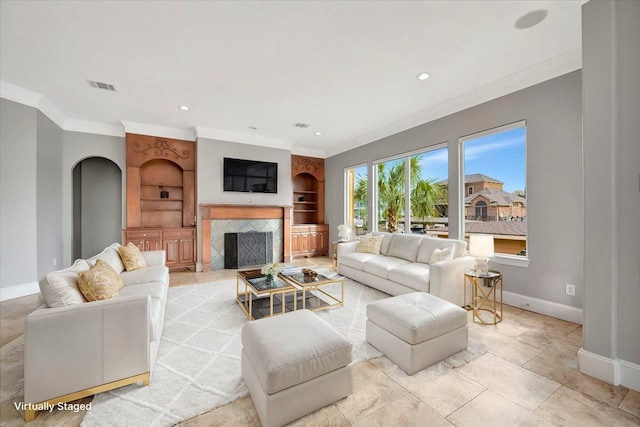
xmin=279 ymin=272 xmax=344 ymax=312
xmin=236 ymin=269 xmax=297 ymax=321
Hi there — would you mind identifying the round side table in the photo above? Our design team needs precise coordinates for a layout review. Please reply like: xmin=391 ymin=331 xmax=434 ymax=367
xmin=464 ymin=269 xmax=503 ymax=324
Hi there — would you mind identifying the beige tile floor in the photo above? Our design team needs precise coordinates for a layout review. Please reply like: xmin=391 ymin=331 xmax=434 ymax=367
xmin=1 ymin=257 xmax=639 ymax=426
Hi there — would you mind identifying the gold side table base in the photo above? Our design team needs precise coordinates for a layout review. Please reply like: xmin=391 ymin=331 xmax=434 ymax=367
xmin=464 ymin=270 xmax=503 ymax=325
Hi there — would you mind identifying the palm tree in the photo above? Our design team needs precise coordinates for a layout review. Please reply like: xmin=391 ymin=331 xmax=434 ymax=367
xmin=354 ymin=155 xmax=446 ymax=233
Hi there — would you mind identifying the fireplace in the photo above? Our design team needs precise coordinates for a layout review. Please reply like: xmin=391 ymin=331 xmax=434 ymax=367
xmin=224 ymin=231 xmax=273 ymax=269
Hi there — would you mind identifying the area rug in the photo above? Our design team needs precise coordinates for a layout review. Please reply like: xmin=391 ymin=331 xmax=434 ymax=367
xmin=81 ymin=276 xmax=389 ymax=426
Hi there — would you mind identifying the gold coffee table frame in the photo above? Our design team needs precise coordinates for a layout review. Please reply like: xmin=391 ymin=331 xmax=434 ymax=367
xmin=464 ymin=269 xmax=503 ymax=324
xmin=236 ymin=269 xmax=297 ymax=321
xmin=280 ymin=272 xmax=345 ymax=312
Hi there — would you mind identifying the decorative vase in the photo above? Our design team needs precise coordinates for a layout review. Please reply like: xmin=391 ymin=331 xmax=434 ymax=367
xmin=265 ymin=274 xmax=273 ymax=285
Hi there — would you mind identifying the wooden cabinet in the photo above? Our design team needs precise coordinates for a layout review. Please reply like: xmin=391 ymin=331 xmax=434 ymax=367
xmin=123 ymin=228 xmax=195 ymax=271
xmin=291 ymin=155 xmax=327 ymax=258
xmin=124 ymin=133 xmax=197 ymax=271
xmin=291 ymin=224 xmax=329 ymax=257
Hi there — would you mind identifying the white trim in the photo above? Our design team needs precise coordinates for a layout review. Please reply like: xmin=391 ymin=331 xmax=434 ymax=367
xmin=36 ymin=95 xmax=67 ymax=129
xmin=122 ymin=121 xmax=196 ymax=141
xmin=196 ymin=126 xmax=291 ymax=150
xmin=290 ymin=146 xmax=324 ymax=158
xmin=503 ymin=290 xmax=582 ymax=324
xmin=0 ymin=282 xmax=40 ymax=302
xmin=65 ymin=119 xmax=124 ymax=137
xmin=619 ymin=359 xmax=640 ymax=391
xmin=492 ymin=254 xmax=530 ymax=268
xmin=323 ymin=48 xmax=582 ymax=158
xmin=372 ymin=141 xmax=448 ymax=165
xmin=1 ymin=80 xmax=42 ymax=108
xmin=459 ymin=119 xmax=526 ymax=143
xmin=578 ymin=348 xmax=621 ymax=385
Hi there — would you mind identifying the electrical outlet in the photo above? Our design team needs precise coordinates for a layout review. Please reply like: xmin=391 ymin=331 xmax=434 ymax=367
xmin=565 ymin=283 xmax=576 ymax=296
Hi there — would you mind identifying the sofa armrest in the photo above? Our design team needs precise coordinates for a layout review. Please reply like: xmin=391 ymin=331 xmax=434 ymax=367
xmin=141 ymin=250 xmax=166 ymax=267
xmin=24 ymin=295 xmax=151 ymax=405
xmin=429 ymin=256 xmax=476 ymax=307
xmin=338 ymin=241 xmax=359 ymax=257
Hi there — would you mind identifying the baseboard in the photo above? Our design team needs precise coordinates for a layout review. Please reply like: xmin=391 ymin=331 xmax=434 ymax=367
xmin=578 ymin=349 xmax=640 ymax=391
xmin=620 ymin=359 xmax=640 ymax=392
xmin=502 ymin=290 xmax=583 ymax=325
xmin=0 ymin=281 xmax=40 ymax=301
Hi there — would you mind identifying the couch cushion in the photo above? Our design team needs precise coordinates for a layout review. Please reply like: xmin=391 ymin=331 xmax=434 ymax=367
xmin=388 ymin=263 xmax=431 ymax=292
xmin=417 ymin=237 xmax=466 ymax=264
xmin=362 ymin=256 xmax=410 ymax=279
xmin=373 ymin=232 xmax=393 ymax=255
xmin=241 ymin=309 xmax=352 ymax=394
xmin=430 ymin=247 xmax=454 ymax=264
xmin=340 ymin=252 xmax=380 ymax=270
xmin=120 ymin=265 xmax=169 ymax=287
xmin=119 ymin=282 xmax=167 ymax=341
xmin=356 ymin=235 xmax=384 ymax=254
xmin=386 ymin=234 xmax=423 ymax=262
xmin=77 ymin=259 xmax=124 ymax=302
xmin=40 ymin=259 xmax=89 ymax=308
xmin=118 ymin=242 xmax=147 ymax=271
xmin=87 ymin=243 xmax=125 ymax=274
xmin=367 ymin=292 xmax=467 ymax=345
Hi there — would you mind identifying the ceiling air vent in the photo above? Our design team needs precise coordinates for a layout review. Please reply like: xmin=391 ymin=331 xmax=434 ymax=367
xmin=294 ymin=122 xmax=310 ymax=128
xmin=87 ymin=80 xmax=116 ymax=92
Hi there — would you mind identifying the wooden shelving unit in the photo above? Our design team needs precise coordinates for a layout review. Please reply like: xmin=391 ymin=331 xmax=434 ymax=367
xmin=291 ymin=155 xmax=328 ymax=257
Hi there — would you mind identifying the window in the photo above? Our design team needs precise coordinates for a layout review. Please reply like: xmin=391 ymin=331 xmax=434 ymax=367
xmin=461 ymin=121 xmax=527 ymax=257
xmin=345 ymin=164 xmax=368 ymax=236
xmin=371 ymin=145 xmax=448 ymax=234
xmin=468 ymin=186 xmax=474 ymax=195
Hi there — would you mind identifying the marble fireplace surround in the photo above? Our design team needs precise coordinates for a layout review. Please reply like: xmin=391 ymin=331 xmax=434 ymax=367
xmin=200 ymin=204 xmax=292 ymax=272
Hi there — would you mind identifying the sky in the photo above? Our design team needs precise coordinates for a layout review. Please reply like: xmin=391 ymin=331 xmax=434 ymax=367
xmin=353 ymin=125 xmax=526 ymax=193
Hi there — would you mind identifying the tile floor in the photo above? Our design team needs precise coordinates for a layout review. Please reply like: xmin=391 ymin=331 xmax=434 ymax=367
xmin=1 ymin=257 xmax=638 ymax=426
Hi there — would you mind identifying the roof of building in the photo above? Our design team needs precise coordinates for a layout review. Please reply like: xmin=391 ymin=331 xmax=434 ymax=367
xmin=433 ymin=220 xmax=527 ymax=236
xmin=465 ymin=188 xmax=526 ymax=206
xmin=437 ymin=173 xmax=503 ymax=186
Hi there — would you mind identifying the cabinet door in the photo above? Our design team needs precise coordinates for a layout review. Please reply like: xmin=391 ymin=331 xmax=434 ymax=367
xmin=164 ymin=239 xmax=179 ymax=265
xmin=146 ymin=238 xmax=163 ymax=251
xmin=291 ymin=232 xmax=301 ymax=255
xmin=318 ymin=230 xmax=329 ymax=254
xmin=178 ymin=238 xmax=194 ymax=264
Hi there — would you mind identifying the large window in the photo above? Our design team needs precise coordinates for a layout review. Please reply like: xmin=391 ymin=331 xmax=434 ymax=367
xmin=345 ymin=164 xmax=368 ymax=236
xmin=370 ymin=145 xmax=448 ymax=234
xmin=461 ymin=122 xmax=527 ymax=256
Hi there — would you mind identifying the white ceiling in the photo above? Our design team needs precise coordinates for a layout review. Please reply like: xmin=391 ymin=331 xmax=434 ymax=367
xmin=0 ymin=1 xmax=583 ymax=158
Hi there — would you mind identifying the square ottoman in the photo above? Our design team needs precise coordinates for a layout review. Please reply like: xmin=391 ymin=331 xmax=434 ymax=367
xmin=366 ymin=292 xmax=468 ymax=375
xmin=241 ymin=309 xmax=353 ymax=427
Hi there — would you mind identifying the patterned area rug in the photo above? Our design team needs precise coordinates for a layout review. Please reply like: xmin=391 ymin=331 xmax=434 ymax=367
xmin=81 ymin=276 xmax=388 ymax=426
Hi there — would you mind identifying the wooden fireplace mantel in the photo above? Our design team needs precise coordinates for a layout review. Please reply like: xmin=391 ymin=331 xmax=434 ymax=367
xmin=200 ymin=204 xmax=293 ymax=272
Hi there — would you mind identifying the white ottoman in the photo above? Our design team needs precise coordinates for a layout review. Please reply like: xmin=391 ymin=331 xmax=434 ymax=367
xmin=366 ymin=292 xmax=468 ymax=375
xmin=241 ymin=309 xmax=352 ymax=427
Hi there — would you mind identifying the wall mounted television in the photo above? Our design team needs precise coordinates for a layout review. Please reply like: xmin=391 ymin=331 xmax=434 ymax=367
xmin=223 ymin=157 xmax=278 ymax=193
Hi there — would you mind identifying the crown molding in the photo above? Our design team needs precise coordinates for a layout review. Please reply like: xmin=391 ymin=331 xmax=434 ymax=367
xmin=1 ymin=80 xmax=66 ymax=129
xmin=195 ymin=126 xmax=292 ymax=151
xmin=291 ymin=145 xmax=326 ymax=158
xmin=121 ymin=121 xmax=196 ymax=141
xmin=323 ymin=48 xmax=582 ymax=158
xmin=65 ymin=119 xmax=124 ymax=137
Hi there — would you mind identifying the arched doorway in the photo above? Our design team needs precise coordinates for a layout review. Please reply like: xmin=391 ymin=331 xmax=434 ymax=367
xmin=73 ymin=157 xmax=122 ymax=259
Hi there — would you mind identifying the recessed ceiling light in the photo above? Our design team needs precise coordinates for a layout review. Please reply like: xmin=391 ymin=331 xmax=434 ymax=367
xmin=248 ymin=126 xmax=258 ymax=130
xmin=315 ymin=131 xmax=322 ymax=136
xmin=417 ymin=72 xmax=430 ymax=81
xmin=514 ymin=9 xmax=548 ymax=30
xmin=178 ymin=105 xmax=189 ymax=111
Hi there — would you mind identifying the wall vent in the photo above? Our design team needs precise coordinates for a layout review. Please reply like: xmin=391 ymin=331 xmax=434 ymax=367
xmin=87 ymin=80 xmax=116 ymax=92
xmin=294 ymin=122 xmax=310 ymax=128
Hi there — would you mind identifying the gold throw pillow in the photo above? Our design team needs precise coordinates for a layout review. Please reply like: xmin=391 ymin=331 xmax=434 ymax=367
xmin=118 ymin=242 xmax=147 ymax=271
xmin=356 ymin=235 xmax=384 ymax=254
xmin=78 ymin=259 xmax=123 ymax=302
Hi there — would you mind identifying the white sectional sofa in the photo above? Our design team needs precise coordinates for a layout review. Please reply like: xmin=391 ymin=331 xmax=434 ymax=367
xmin=23 ymin=243 xmax=169 ymax=421
xmin=338 ymin=233 xmax=475 ymax=306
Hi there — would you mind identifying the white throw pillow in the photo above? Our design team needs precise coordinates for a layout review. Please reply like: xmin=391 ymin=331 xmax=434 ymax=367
xmin=429 ymin=247 xmax=454 ymax=264
xmin=40 ymin=259 xmax=90 ymax=307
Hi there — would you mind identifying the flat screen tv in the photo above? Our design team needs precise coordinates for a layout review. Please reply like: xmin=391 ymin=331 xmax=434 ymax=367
xmin=223 ymin=157 xmax=278 ymax=193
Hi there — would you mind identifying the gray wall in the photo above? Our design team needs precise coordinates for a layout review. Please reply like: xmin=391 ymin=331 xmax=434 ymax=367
xmin=36 ymin=111 xmax=64 ymax=277
xmin=0 ymin=99 xmax=38 ymax=288
xmin=582 ymin=0 xmax=640 ymax=367
xmin=326 ymin=71 xmax=583 ymax=308
xmin=75 ymin=158 xmax=122 ymax=258
xmin=62 ymin=131 xmax=125 ymax=265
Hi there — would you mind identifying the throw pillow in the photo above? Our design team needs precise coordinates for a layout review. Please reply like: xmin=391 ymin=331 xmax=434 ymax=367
xmin=78 ymin=259 xmax=124 ymax=302
xmin=118 ymin=242 xmax=147 ymax=271
xmin=40 ymin=259 xmax=90 ymax=307
xmin=356 ymin=235 xmax=384 ymax=254
xmin=429 ymin=247 xmax=454 ymax=264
